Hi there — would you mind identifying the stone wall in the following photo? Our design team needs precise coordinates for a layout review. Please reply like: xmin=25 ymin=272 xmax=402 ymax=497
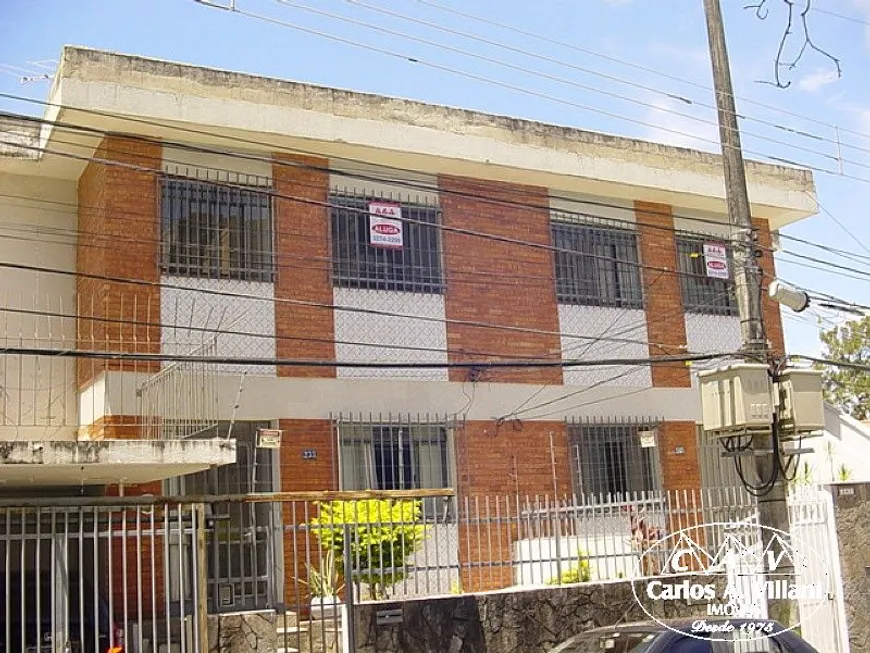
xmin=208 ymin=612 xmax=278 ymax=653
xmin=353 ymin=579 xmax=710 ymax=653
xmin=829 ymin=482 xmax=870 ymax=653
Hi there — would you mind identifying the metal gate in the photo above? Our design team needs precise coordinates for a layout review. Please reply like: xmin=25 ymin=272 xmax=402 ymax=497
xmin=0 ymin=499 xmax=206 ymax=653
xmin=789 ymin=489 xmax=850 ymax=653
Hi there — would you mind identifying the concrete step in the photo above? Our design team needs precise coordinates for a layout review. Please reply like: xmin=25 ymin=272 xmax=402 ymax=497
xmin=277 ymin=647 xmax=300 ymax=653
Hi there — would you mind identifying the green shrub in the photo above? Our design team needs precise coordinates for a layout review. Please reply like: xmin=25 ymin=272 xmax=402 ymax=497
xmin=546 ymin=551 xmax=592 ymax=585
xmin=309 ymin=499 xmax=429 ymax=599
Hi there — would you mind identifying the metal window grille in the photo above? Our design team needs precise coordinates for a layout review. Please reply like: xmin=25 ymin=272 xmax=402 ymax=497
xmin=330 ymin=190 xmax=444 ymax=293
xmin=165 ymin=421 xmax=279 ymax=613
xmin=567 ymin=419 xmax=662 ymax=499
xmin=676 ymin=234 xmax=738 ymax=316
xmin=160 ymin=174 xmax=274 ymax=282
xmin=552 ymin=217 xmax=643 ymax=308
xmin=335 ymin=416 xmax=454 ymax=491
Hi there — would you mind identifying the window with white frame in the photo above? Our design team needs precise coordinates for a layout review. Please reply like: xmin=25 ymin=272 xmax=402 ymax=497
xmin=675 ymin=234 xmax=738 ymax=316
xmin=568 ymin=421 xmax=661 ymax=498
xmin=552 ymin=216 xmax=644 ymax=308
xmin=330 ymin=191 xmax=443 ymax=293
xmin=160 ymin=176 xmax=274 ymax=282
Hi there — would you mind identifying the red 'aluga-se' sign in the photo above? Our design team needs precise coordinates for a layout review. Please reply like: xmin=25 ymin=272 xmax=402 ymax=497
xmin=369 ymin=201 xmax=404 ymax=249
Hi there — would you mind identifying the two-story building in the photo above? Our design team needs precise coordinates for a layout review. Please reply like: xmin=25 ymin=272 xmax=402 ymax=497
xmin=0 ymin=46 xmax=818 ymax=613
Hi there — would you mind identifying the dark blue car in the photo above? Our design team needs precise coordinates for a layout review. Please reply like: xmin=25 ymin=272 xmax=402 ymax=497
xmin=548 ymin=618 xmax=820 ymax=653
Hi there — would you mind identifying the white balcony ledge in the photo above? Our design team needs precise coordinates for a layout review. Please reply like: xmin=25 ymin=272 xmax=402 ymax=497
xmin=0 ymin=438 xmax=236 ymax=487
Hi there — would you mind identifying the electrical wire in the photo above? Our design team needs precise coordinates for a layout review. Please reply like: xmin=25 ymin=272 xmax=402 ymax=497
xmin=0 ymin=104 xmax=780 ymax=240
xmin=196 ymin=0 xmax=869 ymax=179
xmin=20 ymin=114 xmax=858 ymax=293
xmin=4 ymin=134 xmax=752 ymax=285
xmin=811 ymin=192 xmax=870 ymax=259
xmin=0 ymin=345 xmax=728 ymax=370
xmin=270 ymin=0 xmax=870 ymax=167
xmin=415 ymin=0 xmax=870 ymax=147
xmin=0 ymin=260 xmax=702 ymax=351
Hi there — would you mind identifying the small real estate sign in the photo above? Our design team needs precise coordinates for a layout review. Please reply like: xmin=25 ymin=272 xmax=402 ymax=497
xmin=368 ymin=201 xmax=404 ymax=249
xmin=703 ymin=242 xmax=730 ymax=279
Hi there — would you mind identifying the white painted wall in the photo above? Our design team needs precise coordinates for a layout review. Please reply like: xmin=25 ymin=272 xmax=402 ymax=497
xmin=160 ymin=277 xmax=277 ymax=376
xmin=97 ymin=372 xmax=704 ymax=423
xmin=0 ymin=173 xmax=78 ymax=441
xmin=550 ymin=193 xmax=636 ymax=224
xmin=162 ymin=145 xmax=272 ymax=181
xmin=795 ymin=405 xmax=870 ymax=484
xmin=558 ymin=305 xmax=652 ymax=388
xmin=334 ymin=288 xmax=448 ymax=381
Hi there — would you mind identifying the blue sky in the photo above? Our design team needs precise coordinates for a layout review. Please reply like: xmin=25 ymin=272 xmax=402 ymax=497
xmin=1 ymin=0 xmax=869 ymax=358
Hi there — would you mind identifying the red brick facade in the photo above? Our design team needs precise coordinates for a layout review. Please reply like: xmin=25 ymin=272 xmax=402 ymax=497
xmin=635 ymin=201 xmax=691 ymax=389
xmin=754 ymin=218 xmax=786 ymax=358
xmin=439 ymin=176 xmax=562 ymax=385
xmin=273 ymin=154 xmax=336 ymax=377
xmin=279 ymin=419 xmax=337 ymax=604
xmin=76 ymin=135 xmax=162 ymax=390
xmin=455 ymin=420 xmax=571 ymax=591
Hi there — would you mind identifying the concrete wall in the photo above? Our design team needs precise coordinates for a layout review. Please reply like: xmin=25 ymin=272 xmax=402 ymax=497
xmin=0 ymin=172 xmax=78 ymax=440
xmin=828 ymin=482 xmax=870 ymax=653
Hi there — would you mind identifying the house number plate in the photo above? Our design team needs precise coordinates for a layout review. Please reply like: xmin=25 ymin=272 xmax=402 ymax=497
xmin=302 ymin=449 xmax=317 ymax=460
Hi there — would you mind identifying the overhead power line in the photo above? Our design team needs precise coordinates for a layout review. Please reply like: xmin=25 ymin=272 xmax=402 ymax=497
xmin=184 ymin=1 xmax=870 ymax=187
xmin=414 ymin=0 xmax=870 ymax=146
xmin=9 ymin=135 xmax=866 ymax=293
xmin=273 ymin=0 xmax=870 ymax=165
xmin=0 ymin=105 xmax=753 ymax=238
xmin=2 ymin=134 xmax=748 ymax=283
xmin=189 ymin=0 xmax=860 ymax=178
xmin=0 ymin=260 xmax=695 ymax=350
xmin=0 ymin=346 xmax=728 ymax=370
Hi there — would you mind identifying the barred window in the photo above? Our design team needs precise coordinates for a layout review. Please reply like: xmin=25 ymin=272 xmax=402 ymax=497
xmin=568 ymin=422 xmax=661 ymax=498
xmin=160 ymin=177 xmax=274 ymax=282
xmin=331 ymin=192 xmax=443 ymax=293
xmin=338 ymin=423 xmax=451 ymax=492
xmin=676 ymin=235 xmax=738 ymax=316
xmin=552 ymin=219 xmax=643 ymax=308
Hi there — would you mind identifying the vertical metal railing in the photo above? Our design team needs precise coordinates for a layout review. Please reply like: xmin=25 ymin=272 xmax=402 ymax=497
xmin=0 ymin=498 xmax=204 ymax=653
xmin=138 ymin=337 xmax=220 ymax=440
xmin=0 ymin=487 xmax=843 ymax=653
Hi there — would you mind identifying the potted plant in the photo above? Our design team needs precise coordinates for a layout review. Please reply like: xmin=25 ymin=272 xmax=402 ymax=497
xmin=303 ymin=549 xmax=344 ymax=620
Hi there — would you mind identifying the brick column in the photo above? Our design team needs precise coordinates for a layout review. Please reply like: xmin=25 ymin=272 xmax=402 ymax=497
xmin=753 ymin=218 xmax=785 ymax=358
xmin=273 ymin=155 xmax=335 ymax=377
xmin=634 ymin=201 xmax=690 ymax=388
xmin=76 ymin=135 xmax=162 ymax=390
xmin=454 ymin=420 xmax=571 ymax=592
xmin=439 ymin=176 xmax=562 ymax=385
xmin=279 ymin=419 xmax=338 ymax=607
xmin=635 ymin=202 xmax=702 ymax=500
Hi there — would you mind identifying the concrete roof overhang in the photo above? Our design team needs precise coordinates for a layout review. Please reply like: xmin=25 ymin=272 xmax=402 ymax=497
xmin=0 ymin=438 xmax=236 ymax=488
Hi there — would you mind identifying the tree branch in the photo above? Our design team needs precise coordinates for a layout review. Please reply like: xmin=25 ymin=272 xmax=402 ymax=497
xmin=745 ymin=0 xmax=841 ymax=89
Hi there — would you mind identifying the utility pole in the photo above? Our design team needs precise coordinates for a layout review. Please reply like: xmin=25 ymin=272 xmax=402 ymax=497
xmin=702 ymin=0 xmax=794 ymax=627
